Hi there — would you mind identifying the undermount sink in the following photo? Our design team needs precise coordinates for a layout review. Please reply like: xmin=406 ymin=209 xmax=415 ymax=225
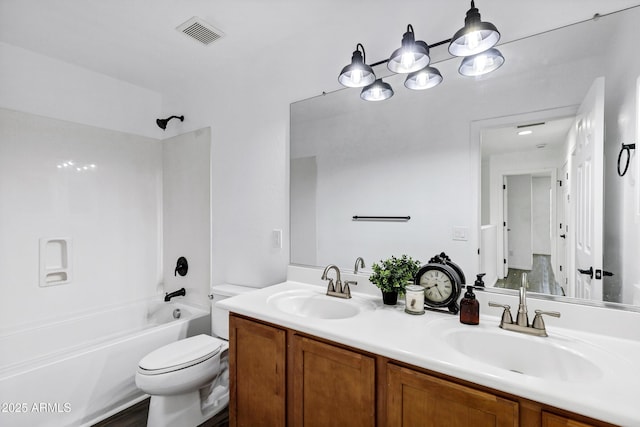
xmin=267 ymin=289 xmax=376 ymax=319
xmin=433 ymin=320 xmax=608 ymax=383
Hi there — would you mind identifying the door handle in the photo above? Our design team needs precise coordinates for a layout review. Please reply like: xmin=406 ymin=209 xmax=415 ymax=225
xmin=595 ymin=269 xmax=614 ymax=279
xmin=560 ymin=234 xmax=566 ymax=239
xmin=577 ymin=266 xmax=593 ymax=279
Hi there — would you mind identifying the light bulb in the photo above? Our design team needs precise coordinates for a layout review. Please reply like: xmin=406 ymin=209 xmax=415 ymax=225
xmin=401 ymin=51 xmax=415 ymax=71
xmin=473 ymin=54 xmax=491 ymax=73
xmin=371 ymin=86 xmax=382 ymax=100
xmin=465 ymin=31 xmax=482 ymax=52
xmin=351 ymin=69 xmax=363 ymax=85
xmin=416 ymin=72 xmax=428 ymax=87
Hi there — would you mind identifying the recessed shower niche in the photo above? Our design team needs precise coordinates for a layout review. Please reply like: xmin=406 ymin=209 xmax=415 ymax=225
xmin=39 ymin=237 xmax=72 ymax=286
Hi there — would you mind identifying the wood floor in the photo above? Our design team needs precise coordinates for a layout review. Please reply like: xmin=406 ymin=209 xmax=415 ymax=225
xmin=93 ymin=398 xmax=228 ymax=427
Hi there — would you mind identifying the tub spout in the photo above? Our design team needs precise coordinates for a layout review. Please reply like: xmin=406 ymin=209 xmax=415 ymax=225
xmin=164 ymin=288 xmax=186 ymax=302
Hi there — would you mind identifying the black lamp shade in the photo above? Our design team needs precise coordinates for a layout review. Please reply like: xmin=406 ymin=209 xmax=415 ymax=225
xmin=458 ymin=48 xmax=504 ymax=76
xmin=449 ymin=1 xmax=500 ymax=57
xmin=360 ymin=79 xmax=394 ymax=101
xmin=404 ymin=66 xmax=443 ymax=90
xmin=338 ymin=49 xmax=376 ymax=88
xmin=388 ymin=29 xmax=430 ymax=74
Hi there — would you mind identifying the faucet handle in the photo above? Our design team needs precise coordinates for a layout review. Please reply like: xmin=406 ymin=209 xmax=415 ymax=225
xmin=488 ymin=302 xmax=513 ymax=325
xmin=532 ymin=310 xmax=561 ymax=330
xmin=343 ymin=280 xmax=357 ymax=298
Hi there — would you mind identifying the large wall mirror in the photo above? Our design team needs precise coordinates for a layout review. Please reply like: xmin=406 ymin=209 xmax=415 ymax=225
xmin=290 ymin=5 xmax=640 ymax=310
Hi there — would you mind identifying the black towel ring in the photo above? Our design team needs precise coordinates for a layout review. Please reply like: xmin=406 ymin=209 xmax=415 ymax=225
xmin=617 ymin=143 xmax=636 ymax=177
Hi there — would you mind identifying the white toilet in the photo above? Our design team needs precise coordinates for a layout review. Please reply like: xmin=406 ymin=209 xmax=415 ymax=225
xmin=135 ymin=284 xmax=254 ymax=427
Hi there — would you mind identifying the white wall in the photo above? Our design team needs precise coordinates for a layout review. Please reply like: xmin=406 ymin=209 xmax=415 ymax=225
xmin=0 ymin=45 xmax=213 ymax=329
xmin=162 ymin=128 xmax=211 ymax=306
xmin=0 ymin=43 xmax=164 ymax=139
xmin=290 ymin=156 xmax=317 ymax=265
xmin=0 ymin=108 xmax=162 ymax=330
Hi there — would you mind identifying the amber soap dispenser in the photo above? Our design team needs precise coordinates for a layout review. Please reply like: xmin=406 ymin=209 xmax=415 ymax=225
xmin=460 ymin=285 xmax=479 ymax=325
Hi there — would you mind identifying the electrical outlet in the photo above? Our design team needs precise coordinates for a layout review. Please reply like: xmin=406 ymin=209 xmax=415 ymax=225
xmin=272 ymin=229 xmax=282 ymax=249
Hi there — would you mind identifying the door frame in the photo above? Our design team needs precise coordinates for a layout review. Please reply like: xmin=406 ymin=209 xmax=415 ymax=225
xmin=472 ymin=105 xmax=578 ymax=282
xmin=498 ymin=169 xmax=557 ymax=279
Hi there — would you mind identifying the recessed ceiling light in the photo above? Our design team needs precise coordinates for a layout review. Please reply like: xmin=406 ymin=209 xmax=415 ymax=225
xmin=518 ymin=130 xmax=533 ymax=136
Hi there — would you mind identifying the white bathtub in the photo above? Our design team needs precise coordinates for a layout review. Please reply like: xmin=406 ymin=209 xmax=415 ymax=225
xmin=0 ymin=298 xmax=210 ymax=427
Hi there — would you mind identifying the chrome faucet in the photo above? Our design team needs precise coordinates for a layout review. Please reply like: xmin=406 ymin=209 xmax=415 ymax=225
xmin=488 ymin=274 xmax=560 ymax=337
xmin=354 ymin=257 xmax=365 ymax=274
xmin=321 ymin=264 xmax=355 ymax=299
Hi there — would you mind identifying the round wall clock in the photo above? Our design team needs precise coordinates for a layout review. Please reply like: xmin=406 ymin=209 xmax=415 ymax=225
xmin=414 ymin=253 xmax=464 ymax=314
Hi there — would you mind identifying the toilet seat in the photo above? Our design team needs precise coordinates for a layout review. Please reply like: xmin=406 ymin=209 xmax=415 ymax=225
xmin=138 ymin=334 xmax=224 ymax=376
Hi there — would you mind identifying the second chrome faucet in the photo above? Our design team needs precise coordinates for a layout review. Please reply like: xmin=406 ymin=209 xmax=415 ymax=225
xmin=488 ymin=273 xmax=560 ymax=337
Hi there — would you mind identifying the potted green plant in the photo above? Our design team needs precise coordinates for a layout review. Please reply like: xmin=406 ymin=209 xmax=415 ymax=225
xmin=369 ymin=255 xmax=421 ymax=305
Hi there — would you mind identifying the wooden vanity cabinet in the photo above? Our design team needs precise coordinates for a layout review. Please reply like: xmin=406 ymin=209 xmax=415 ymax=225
xmin=386 ymin=363 xmax=518 ymax=427
xmin=229 ymin=315 xmax=286 ymax=427
xmin=291 ymin=334 xmax=376 ymax=427
xmin=229 ymin=314 xmax=617 ymax=427
xmin=541 ymin=411 xmax=602 ymax=427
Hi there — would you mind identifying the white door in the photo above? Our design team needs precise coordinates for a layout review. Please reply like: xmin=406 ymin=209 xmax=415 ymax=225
xmin=556 ymin=162 xmax=569 ymax=296
xmin=572 ymin=77 xmax=604 ymax=300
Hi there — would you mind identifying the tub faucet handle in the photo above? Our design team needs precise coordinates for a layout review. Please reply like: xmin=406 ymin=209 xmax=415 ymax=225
xmin=175 ymin=257 xmax=188 ymax=276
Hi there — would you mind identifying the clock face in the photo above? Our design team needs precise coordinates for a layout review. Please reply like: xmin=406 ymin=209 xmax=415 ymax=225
xmin=419 ymin=270 xmax=453 ymax=303
xmin=415 ymin=261 xmax=462 ymax=310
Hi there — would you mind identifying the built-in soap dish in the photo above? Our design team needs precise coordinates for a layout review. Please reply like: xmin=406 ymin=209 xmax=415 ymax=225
xmin=39 ymin=238 xmax=72 ymax=287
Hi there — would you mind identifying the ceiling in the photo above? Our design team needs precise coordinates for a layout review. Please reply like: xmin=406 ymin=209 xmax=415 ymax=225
xmin=2 ymin=0 xmax=640 ymax=101
xmin=481 ymin=117 xmax=575 ymax=159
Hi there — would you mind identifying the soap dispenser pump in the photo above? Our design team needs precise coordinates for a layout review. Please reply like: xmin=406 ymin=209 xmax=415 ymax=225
xmin=460 ymin=285 xmax=479 ymax=325
xmin=474 ymin=273 xmax=486 ymax=288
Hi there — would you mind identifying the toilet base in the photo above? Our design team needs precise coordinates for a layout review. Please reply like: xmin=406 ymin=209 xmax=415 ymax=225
xmin=146 ymin=387 xmax=228 ymax=427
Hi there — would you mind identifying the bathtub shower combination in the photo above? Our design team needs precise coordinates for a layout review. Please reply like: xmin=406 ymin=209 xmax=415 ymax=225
xmin=0 ymin=298 xmax=210 ymax=427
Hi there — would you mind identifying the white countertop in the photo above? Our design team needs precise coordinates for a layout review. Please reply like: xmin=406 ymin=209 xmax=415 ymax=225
xmin=217 ymin=279 xmax=640 ymax=426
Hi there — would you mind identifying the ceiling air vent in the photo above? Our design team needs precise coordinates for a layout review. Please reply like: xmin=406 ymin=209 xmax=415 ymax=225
xmin=176 ymin=17 xmax=224 ymax=45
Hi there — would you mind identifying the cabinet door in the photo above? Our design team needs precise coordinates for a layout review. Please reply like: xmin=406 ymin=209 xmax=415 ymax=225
xmin=542 ymin=411 xmax=599 ymax=427
xmin=292 ymin=335 xmax=376 ymax=427
xmin=387 ymin=363 xmax=518 ymax=427
xmin=229 ymin=315 xmax=286 ymax=427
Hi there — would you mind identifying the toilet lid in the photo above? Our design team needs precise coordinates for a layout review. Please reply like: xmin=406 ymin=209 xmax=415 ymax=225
xmin=138 ymin=334 xmax=224 ymax=375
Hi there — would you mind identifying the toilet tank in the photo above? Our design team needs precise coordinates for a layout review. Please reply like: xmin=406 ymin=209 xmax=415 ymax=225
xmin=210 ymin=284 xmax=257 ymax=340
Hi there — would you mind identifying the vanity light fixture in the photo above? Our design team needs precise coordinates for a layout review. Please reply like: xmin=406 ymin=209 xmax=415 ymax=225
xmin=458 ymin=47 xmax=505 ymax=76
xmin=387 ymin=25 xmax=431 ymax=74
xmin=404 ymin=66 xmax=443 ymax=90
xmin=337 ymin=1 xmax=502 ymax=101
xmin=360 ymin=78 xmax=394 ymax=101
xmin=338 ymin=43 xmax=376 ymax=88
xmin=449 ymin=0 xmax=500 ymax=57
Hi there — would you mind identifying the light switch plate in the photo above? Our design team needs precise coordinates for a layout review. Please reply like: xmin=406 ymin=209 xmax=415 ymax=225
xmin=452 ymin=226 xmax=469 ymax=241
xmin=272 ymin=229 xmax=283 ymax=249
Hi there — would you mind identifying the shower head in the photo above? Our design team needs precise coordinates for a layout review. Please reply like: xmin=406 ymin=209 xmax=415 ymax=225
xmin=156 ymin=115 xmax=184 ymax=130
